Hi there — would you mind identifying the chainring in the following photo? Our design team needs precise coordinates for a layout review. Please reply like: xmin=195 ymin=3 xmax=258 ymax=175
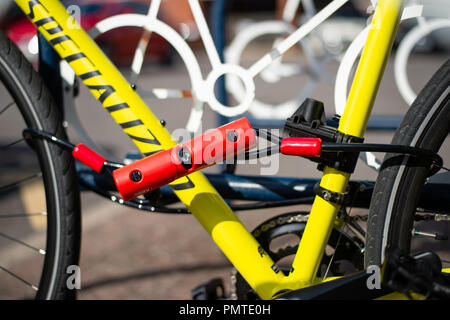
xmin=230 ymin=211 xmax=365 ymax=300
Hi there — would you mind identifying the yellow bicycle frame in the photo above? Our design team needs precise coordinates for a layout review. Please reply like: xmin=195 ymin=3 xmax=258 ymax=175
xmin=290 ymin=0 xmax=404 ymax=285
xmin=14 ymin=0 xmax=404 ymax=299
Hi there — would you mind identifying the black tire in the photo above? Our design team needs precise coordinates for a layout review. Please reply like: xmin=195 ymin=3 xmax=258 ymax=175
xmin=365 ymin=59 xmax=450 ymax=267
xmin=0 ymin=31 xmax=81 ymax=299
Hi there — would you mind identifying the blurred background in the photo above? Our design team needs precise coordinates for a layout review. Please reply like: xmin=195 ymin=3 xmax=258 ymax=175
xmin=0 ymin=0 xmax=448 ymax=299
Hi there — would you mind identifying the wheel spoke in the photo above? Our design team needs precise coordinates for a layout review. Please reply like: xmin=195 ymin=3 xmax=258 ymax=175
xmin=0 ymin=172 xmax=42 ymax=194
xmin=0 ymin=101 xmax=15 ymax=116
xmin=0 ymin=265 xmax=38 ymax=291
xmin=323 ymin=231 xmax=343 ymax=280
xmin=0 ymin=232 xmax=46 ymax=255
xmin=0 ymin=212 xmax=46 ymax=219
xmin=0 ymin=138 xmax=24 ymax=150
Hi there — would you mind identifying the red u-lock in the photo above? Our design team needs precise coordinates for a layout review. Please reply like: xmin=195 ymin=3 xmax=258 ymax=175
xmin=113 ymin=118 xmax=256 ymax=201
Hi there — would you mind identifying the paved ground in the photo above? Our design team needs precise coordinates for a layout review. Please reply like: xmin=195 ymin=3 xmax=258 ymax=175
xmin=0 ymin=17 xmax=449 ymax=299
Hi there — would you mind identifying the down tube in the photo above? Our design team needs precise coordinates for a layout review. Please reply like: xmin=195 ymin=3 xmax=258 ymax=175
xmin=14 ymin=0 xmax=284 ymax=299
xmin=289 ymin=0 xmax=405 ymax=285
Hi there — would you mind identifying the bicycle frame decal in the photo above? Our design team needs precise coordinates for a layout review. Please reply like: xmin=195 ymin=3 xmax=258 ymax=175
xmin=13 ymin=0 xmax=407 ymax=299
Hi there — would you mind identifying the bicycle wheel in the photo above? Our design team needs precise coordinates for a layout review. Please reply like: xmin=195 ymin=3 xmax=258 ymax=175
xmin=365 ymin=59 xmax=450 ymax=268
xmin=0 ymin=32 xmax=81 ymax=299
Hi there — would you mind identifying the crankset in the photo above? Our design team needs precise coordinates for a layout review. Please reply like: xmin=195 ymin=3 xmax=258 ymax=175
xmin=230 ymin=211 xmax=365 ymax=300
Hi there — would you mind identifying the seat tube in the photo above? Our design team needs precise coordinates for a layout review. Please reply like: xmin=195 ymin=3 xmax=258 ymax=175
xmin=289 ymin=0 xmax=405 ymax=285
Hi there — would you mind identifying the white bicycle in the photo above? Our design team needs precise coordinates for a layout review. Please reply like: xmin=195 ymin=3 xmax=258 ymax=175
xmin=57 ymin=0 xmax=449 ymax=160
xmin=224 ymin=0 xmax=367 ymax=120
xmin=66 ymin=0 xmax=371 ymax=135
